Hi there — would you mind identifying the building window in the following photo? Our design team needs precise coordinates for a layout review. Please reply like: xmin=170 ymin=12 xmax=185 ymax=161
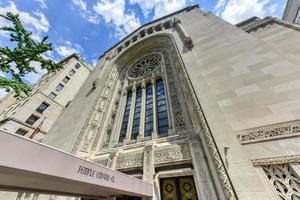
xmin=294 ymin=7 xmax=300 ymax=24
xmin=119 ymin=90 xmax=132 ymax=143
xmin=36 ymin=102 xmax=49 ymax=113
xmin=131 ymin=87 xmax=142 ymax=140
xmin=75 ymin=63 xmax=81 ymax=69
xmin=56 ymin=83 xmax=64 ymax=92
xmin=144 ymin=83 xmax=153 ymax=137
xmin=62 ymin=76 xmax=70 ymax=84
xmin=48 ymin=92 xmax=57 ymax=100
xmin=156 ymin=79 xmax=168 ymax=134
xmin=25 ymin=115 xmax=39 ymax=126
xmin=16 ymin=128 xmax=28 ymax=136
xmin=69 ymin=69 xmax=76 ymax=76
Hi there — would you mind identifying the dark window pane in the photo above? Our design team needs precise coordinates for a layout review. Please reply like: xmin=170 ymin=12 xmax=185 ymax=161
xmin=25 ymin=115 xmax=40 ymax=126
xmin=158 ymin=126 xmax=168 ymax=133
xmin=145 ymin=115 xmax=153 ymax=122
xmin=156 ymin=79 xmax=168 ymax=135
xmin=56 ymin=83 xmax=64 ymax=92
xmin=62 ymin=76 xmax=70 ymax=84
xmin=75 ymin=63 xmax=81 ymax=69
xmin=119 ymin=90 xmax=132 ymax=143
xmin=16 ymin=128 xmax=28 ymax=136
xmin=158 ymin=111 xmax=168 ymax=119
xmin=36 ymin=102 xmax=49 ymax=113
xmin=48 ymin=92 xmax=57 ymax=100
xmin=69 ymin=69 xmax=76 ymax=76
xmin=158 ymin=105 xmax=167 ymax=112
xmin=159 ymin=118 xmax=169 ymax=126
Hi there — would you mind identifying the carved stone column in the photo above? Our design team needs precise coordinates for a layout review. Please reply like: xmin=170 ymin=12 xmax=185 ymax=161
xmin=173 ymin=18 xmax=194 ymax=49
xmin=137 ymin=82 xmax=146 ymax=142
xmin=107 ymin=151 xmax=118 ymax=169
xmin=124 ymin=86 xmax=136 ymax=144
xmin=151 ymin=79 xmax=158 ymax=139
xmin=143 ymin=144 xmax=154 ymax=183
xmin=111 ymin=89 xmax=127 ymax=146
xmin=188 ymin=135 xmax=218 ymax=200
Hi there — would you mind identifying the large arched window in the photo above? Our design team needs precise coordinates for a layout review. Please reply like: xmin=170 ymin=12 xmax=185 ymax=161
xmin=118 ymin=54 xmax=169 ymax=143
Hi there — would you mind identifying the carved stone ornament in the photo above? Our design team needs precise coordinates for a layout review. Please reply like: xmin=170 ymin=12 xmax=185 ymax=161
xmin=127 ymin=54 xmax=162 ymax=79
xmin=154 ymin=143 xmax=191 ymax=164
xmin=237 ymin=123 xmax=300 ymax=144
xmin=116 ymin=151 xmax=144 ymax=169
xmin=252 ymin=155 xmax=300 ymax=166
xmin=262 ymin=164 xmax=300 ymax=200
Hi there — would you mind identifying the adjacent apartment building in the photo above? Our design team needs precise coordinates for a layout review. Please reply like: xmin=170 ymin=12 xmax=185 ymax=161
xmin=0 ymin=53 xmax=92 ymax=141
xmin=283 ymin=0 xmax=300 ymax=24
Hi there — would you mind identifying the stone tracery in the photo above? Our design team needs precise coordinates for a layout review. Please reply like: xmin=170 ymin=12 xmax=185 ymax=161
xmin=128 ymin=54 xmax=162 ymax=79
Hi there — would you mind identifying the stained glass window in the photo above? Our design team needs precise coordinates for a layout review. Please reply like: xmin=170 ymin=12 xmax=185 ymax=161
xmin=131 ymin=87 xmax=142 ymax=139
xmin=156 ymin=79 xmax=168 ymax=134
xmin=144 ymin=83 xmax=153 ymax=137
xmin=119 ymin=90 xmax=132 ymax=143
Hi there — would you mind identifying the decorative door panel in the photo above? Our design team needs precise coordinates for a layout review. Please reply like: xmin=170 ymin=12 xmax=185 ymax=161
xmin=161 ymin=178 xmax=179 ymax=200
xmin=178 ymin=176 xmax=198 ymax=200
xmin=160 ymin=176 xmax=198 ymax=200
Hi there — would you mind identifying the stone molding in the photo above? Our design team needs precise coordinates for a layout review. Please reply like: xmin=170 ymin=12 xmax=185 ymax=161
xmin=154 ymin=143 xmax=191 ymax=164
xmin=252 ymin=155 xmax=300 ymax=166
xmin=237 ymin=121 xmax=300 ymax=144
xmin=165 ymin=37 xmax=238 ymax=199
xmin=116 ymin=151 xmax=144 ymax=169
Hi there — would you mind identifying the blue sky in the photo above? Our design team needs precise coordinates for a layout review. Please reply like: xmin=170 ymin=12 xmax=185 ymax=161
xmin=0 ymin=0 xmax=287 ymax=96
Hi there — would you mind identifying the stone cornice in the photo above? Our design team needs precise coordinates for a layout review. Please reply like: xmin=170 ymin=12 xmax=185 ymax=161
xmin=252 ymin=155 xmax=300 ymax=166
xmin=241 ymin=17 xmax=300 ymax=33
xmin=237 ymin=120 xmax=300 ymax=144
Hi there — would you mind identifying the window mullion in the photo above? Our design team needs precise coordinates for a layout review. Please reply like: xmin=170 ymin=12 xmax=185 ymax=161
xmin=138 ymin=83 xmax=146 ymax=141
xmin=152 ymin=79 xmax=158 ymax=139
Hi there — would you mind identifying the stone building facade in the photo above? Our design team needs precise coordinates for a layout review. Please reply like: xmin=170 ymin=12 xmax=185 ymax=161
xmin=2 ymin=4 xmax=300 ymax=200
xmin=0 ymin=54 xmax=92 ymax=141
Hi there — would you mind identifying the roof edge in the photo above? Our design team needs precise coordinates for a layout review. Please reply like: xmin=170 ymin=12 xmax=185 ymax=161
xmin=99 ymin=4 xmax=200 ymax=59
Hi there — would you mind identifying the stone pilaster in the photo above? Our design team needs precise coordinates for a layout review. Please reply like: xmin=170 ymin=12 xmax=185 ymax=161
xmin=143 ymin=144 xmax=154 ymax=183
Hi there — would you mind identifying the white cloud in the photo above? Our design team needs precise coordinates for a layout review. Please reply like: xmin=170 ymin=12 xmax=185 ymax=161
xmin=55 ymin=41 xmax=82 ymax=58
xmin=0 ymin=1 xmax=49 ymax=33
xmin=129 ymin=0 xmax=186 ymax=18
xmin=71 ymin=0 xmax=99 ymax=24
xmin=35 ymin=0 xmax=47 ymax=9
xmin=214 ymin=0 xmax=280 ymax=24
xmin=93 ymin=0 xmax=140 ymax=39
xmin=72 ymin=0 xmax=87 ymax=11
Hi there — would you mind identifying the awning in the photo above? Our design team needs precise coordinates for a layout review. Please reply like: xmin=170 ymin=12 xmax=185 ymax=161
xmin=0 ymin=130 xmax=152 ymax=199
